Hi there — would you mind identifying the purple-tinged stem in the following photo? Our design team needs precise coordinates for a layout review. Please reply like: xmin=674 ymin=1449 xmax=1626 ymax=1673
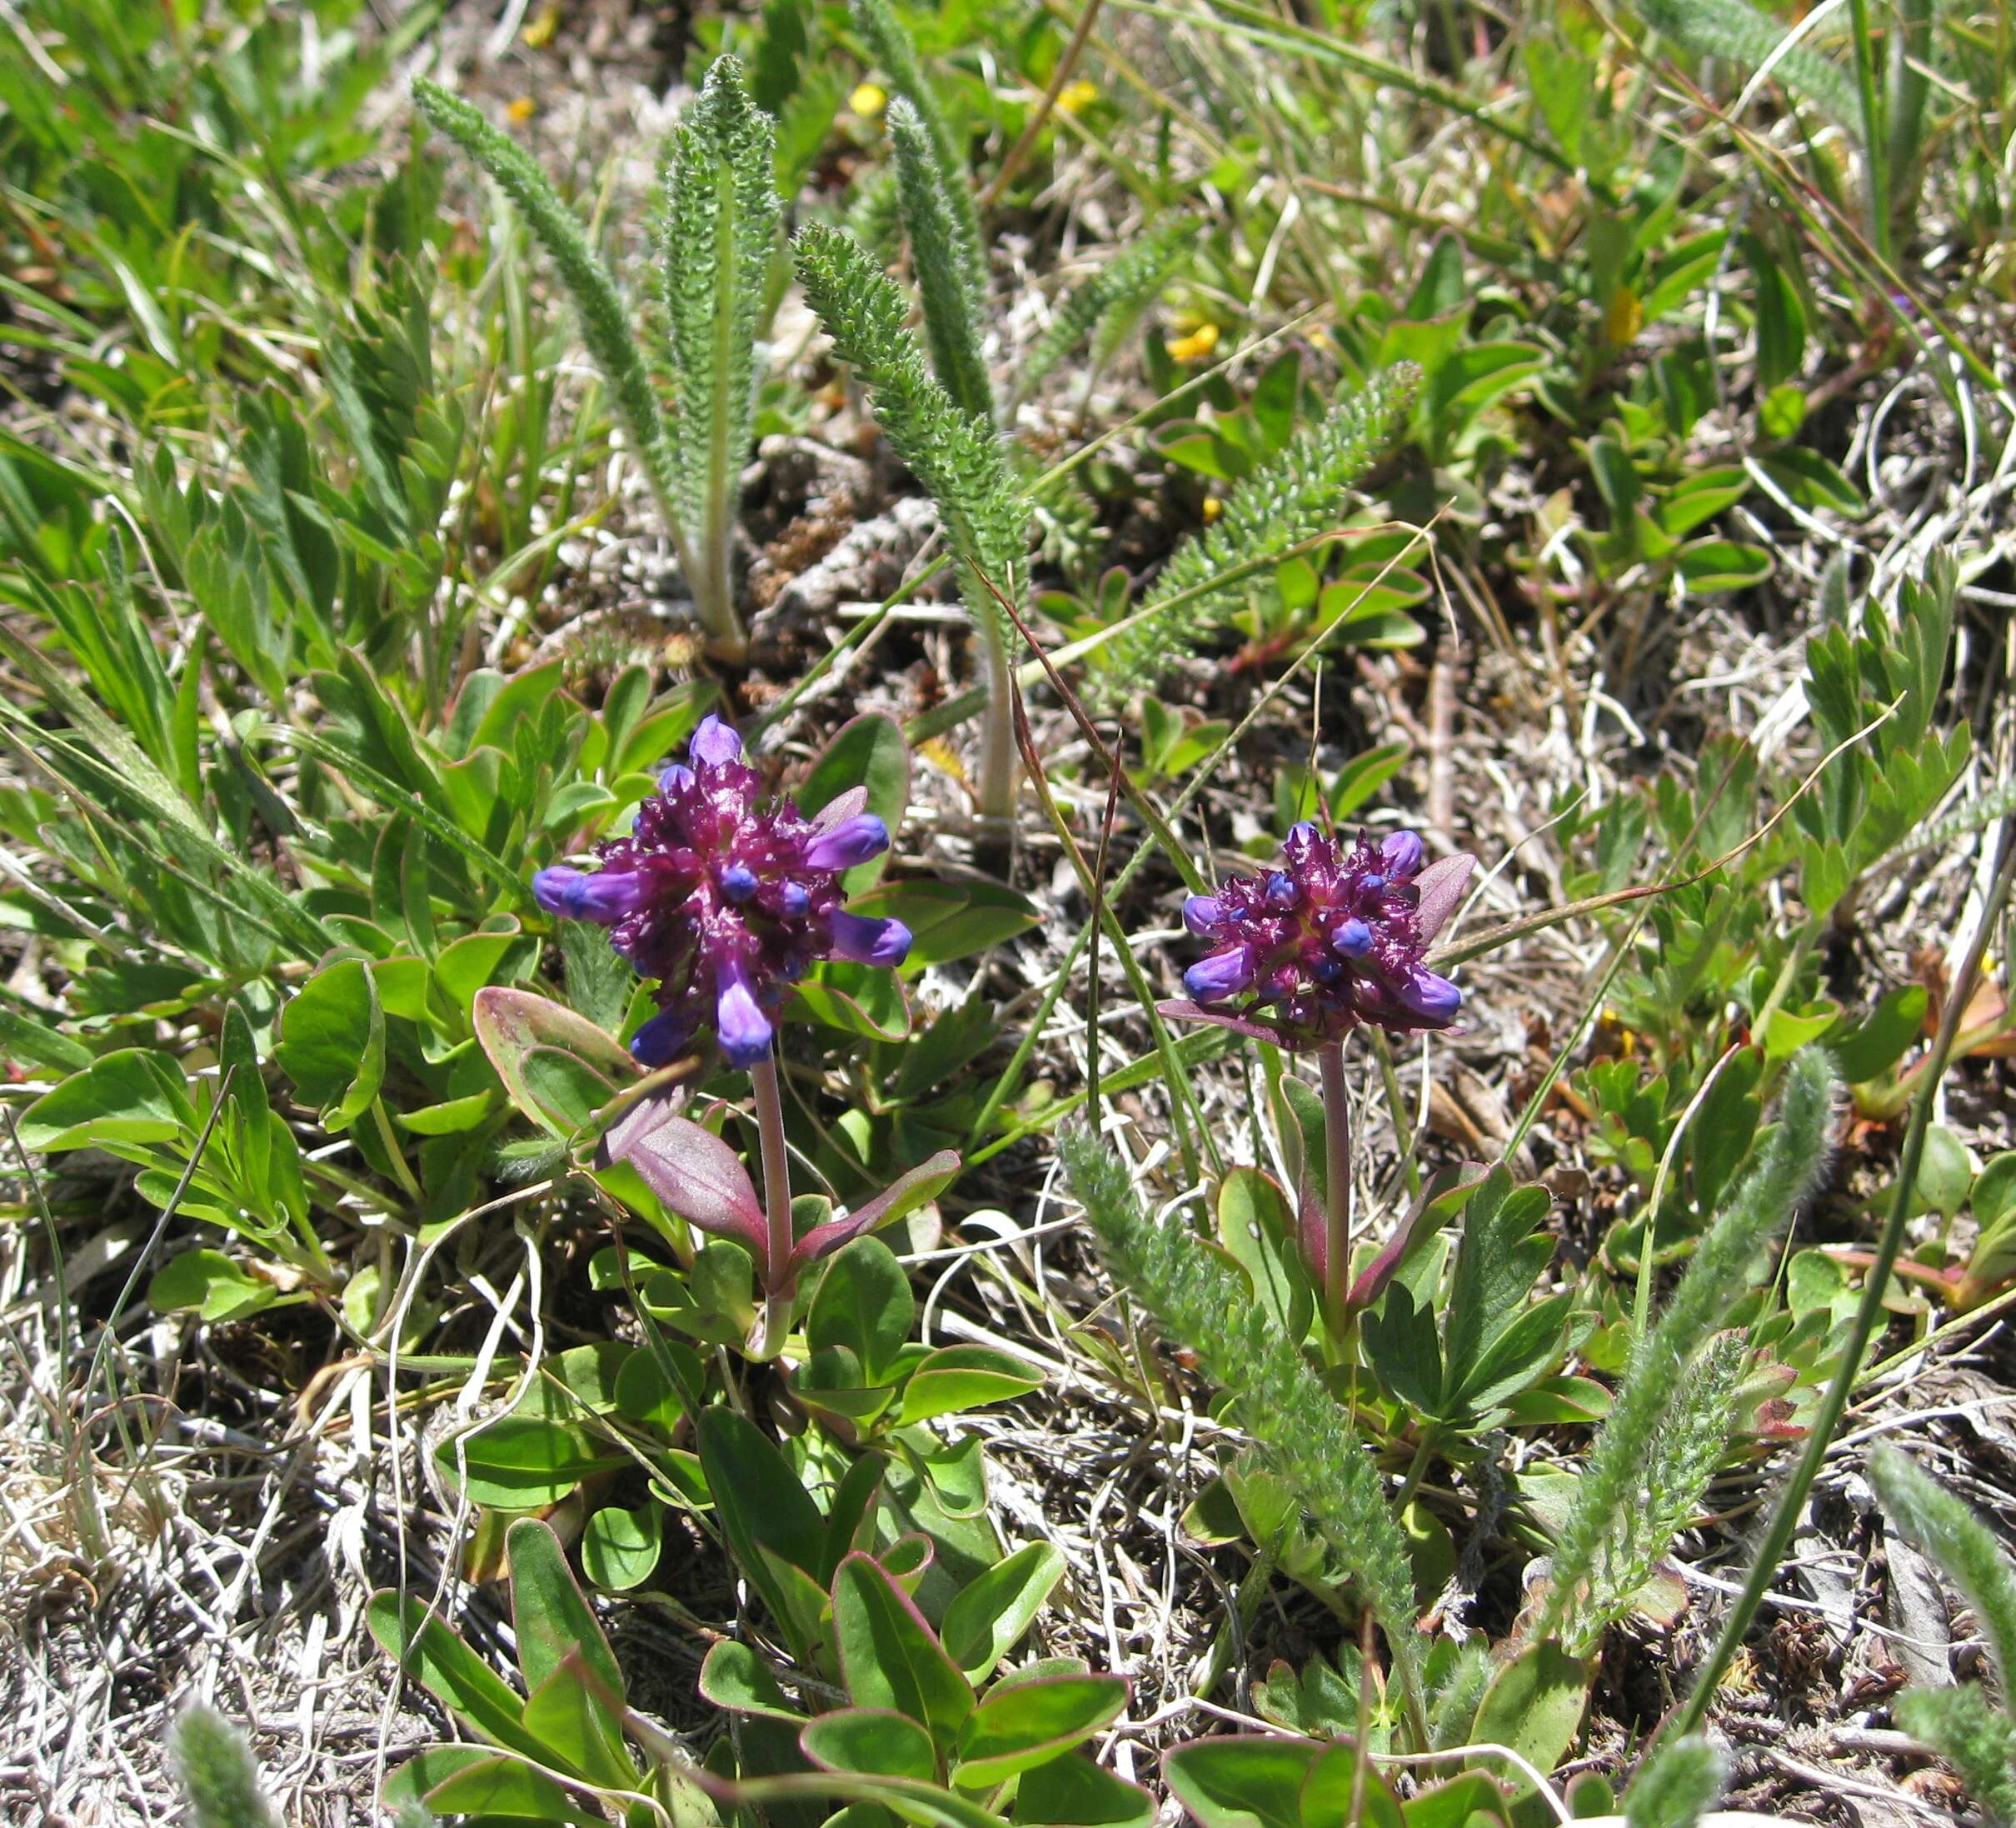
xmin=750 ymin=1053 xmax=795 ymax=1361
xmin=1319 ymin=1040 xmax=1353 ymax=1324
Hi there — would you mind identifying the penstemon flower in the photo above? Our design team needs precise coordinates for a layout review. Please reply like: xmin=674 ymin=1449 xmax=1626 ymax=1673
xmin=1164 ymin=823 xmax=1475 ymax=1050
xmin=536 ymin=715 xmax=911 ymax=1068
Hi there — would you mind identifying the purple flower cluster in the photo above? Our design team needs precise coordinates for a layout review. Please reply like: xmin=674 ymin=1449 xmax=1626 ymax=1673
xmin=1167 ymin=823 xmax=1475 ymax=1050
xmin=535 ymin=717 xmax=911 ymax=1069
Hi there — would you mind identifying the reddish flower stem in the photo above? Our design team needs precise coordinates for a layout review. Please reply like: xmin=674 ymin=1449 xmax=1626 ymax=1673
xmin=1319 ymin=1039 xmax=1353 ymax=1321
xmin=751 ymin=1053 xmax=795 ymax=1357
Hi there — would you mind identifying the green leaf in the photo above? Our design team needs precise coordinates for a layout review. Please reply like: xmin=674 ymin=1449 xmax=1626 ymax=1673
xmin=1361 ymin=1283 xmax=1443 ymax=1414
xmin=1162 ymin=1736 xmax=1403 ymax=1828
xmin=1215 ymin=1168 xmax=1314 ymax=1344
xmin=941 ymin=1542 xmax=1066 ymax=1682
xmin=896 ymin=1345 xmax=1044 ymax=1426
xmin=1674 ymin=538 xmax=1772 ymax=593
xmin=698 ymin=1639 xmax=807 ymax=1722
xmin=1826 ymin=985 xmax=1928 ymax=1084
xmin=1466 ymin=1642 xmax=1588 ymax=1803
xmin=508 ymin=1516 xmax=625 ymax=1701
xmin=831 ymin=1551 xmax=975 ymax=1747
xmin=436 ymin=925 xmax=535 ymax=1015
xmin=147 ymin=1249 xmax=279 ymax=1322
xmin=810 ymin=1238 xmax=916 ymax=1386
xmin=17 ymin=1047 xmax=192 ymax=1153
xmin=1656 ymin=467 xmax=1748 ymax=537
xmin=522 ymin=1649 xmax=639 ymax=1790
xmin=0 ymin=1005 xmax=92 ymax=1075
xmin=1402 ymin=1773 xmax=1508 ymax=1828
xmin=388 ymin=1745 xmax=596 ymax=1825
xmin=274 ymin=957 xmax=385 ymax=1130
xmin=1914 ymin=1126 xmax=1974 ymax=1222
xmin=801 ymin=714 xmax=911 ymax=892
xmin=473 ymin=986 xmax=637 ymax=1139
xmin=577 ymin=1504 xmax=662 ymax=1593
xmin=1162 ymin=1736 xmax=1315 ymax=1828
xmin=696 ymin=1406 xmax=829 ymax=1655
xmin=1974 ymin=1153 xmax=2016 ymax=1236
xmin=794 ymin=962 xmax=913 ymax=1041
xmin=1424 ymin=341 xmax=1545 ymax=424
xmin=953 ymin=1675 xmax=1129 ymax=1787
xmin=845 ymin=880 xmax=1043 ymax=969
xmin=1759 ymin=447 xmax=1864 ymax=516
xmin=802 ymin=1708 xmax=941 ymax=1782
xmin=1010 ymin=1752 xmax=1156 ymax=1828
xmin=436 ymin=1416 xmax=625 ymax=1510
xmin=366 ymin=1591 xmax=539 ymax=1755
xmin=1440 ymin=1170 xmax=1554 ymax=1412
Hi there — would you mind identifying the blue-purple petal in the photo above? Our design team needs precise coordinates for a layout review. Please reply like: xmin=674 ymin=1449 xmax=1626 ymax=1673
xmin=1184 ymin=946 xmax=1255 ymax=1003
xmin=804 ymin=812 xmax=890 ymax=872
xmin=831 ymin=910 xmax=912 ymax=967
xmin=1182 ymin=895 xmax=1223 ymax=936
xmin=1380 ymin=830 xmax=1425 ymax=877
xmin=534 ymin=865 xmax=644 ymax=924
xmin=1398 ymin=966 xmax=1461 ymax=1022
xmin=1331 ymin=916 xmax=1373 ymax=957
xmin=690 ymin=715 xmax=743 ymax=770
xmin=629 ymin=1011 xmax=695 ymax=1066
xmin=716 ymin=965 xmax=774 ymax=1067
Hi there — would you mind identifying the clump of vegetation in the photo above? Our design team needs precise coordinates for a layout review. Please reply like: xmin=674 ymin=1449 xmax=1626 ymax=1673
xmin=1 ymin=0 xmax=2009 ymax=1822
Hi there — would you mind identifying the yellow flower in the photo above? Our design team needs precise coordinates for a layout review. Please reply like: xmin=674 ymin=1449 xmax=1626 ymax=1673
xmin=1056 ymin=79 xmax=1099 ymax=116
xmin=521 ymin=2 xmax=559 ymax=46
xmin=506 ymin=96 xmax=536 ymax=124
xmin=1202 ymin=496 xmax=1222 ymax=524
xmin=1164 ymin=322 xmax=1220 ymax=363
xmin=850 ymin=82 xmax=887 ymax=118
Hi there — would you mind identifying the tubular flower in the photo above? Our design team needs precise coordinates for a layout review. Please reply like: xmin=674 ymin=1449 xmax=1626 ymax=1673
xmin=535 ymin=716 xmax=911 ymax=1069
xmin=1164 ymin=823 xmax=1475 ymax=1049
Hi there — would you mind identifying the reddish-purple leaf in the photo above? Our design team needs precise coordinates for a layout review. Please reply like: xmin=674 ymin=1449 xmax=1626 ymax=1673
xmin=601 ymin=1096 xmax=766 ymax=1257
xmin=1157 ymin=999 xmax=1303 ymax=1048
xmin=1414 ymin=853 xmax=1476 ymax=943
xmin=810 ymin=785 xmax=870 ymax=833
xmin=1346 ymin=1166 xmax=1483 ymax=1313
xmin=791 ymin=1149 xmax=961 ymax=1275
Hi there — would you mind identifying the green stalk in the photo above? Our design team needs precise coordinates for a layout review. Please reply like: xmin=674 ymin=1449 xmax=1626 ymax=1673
xmin=747 ymin=1054 xmax=796 ymax=1362
xmin=1318 ymin=1040 xmax=1353 ymax=1324
xmin=1845 ymin=0 xmax=1892 ymax=261
xmin=976 ymin=619 xmax=1018 ymax=838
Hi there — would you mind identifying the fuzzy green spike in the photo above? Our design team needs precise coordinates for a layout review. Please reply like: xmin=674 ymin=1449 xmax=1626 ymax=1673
xmin=660 ymin=54 xmax=781 ymax=652
xmin=1020 ymin=217 xmax=1193 ymax=398
xmin=1061 ymin=1125 xmax=1428 ymax=1741
xmin=1625 ymin=1735 xmax=1728 ymax=1828
xmin=1633 ymin=0 xmax=1861 ymax=126
xmin=1869 ymin=1447 xmax=2016 ymax=1697
xmin=1895 ymin=1686 xmax=2016 ymax=1826
xmin=849 ymin=0 xmax=986 ymax=300
xmin=412 ymin=81 xmax=681 ymax=566
xmin=846 ymin=166 xmax=906 ymax=263
xmin=796 ymin=222 xmax=1025 ymax=825
xmin=1100 ymin=363 xmax=1419 ymax=692
xmin=172 ymin=1707 xmax=278 ymax=1828
xmin=1540 ymin=1047 xmax=1839 ymax=1649
xmin=887 ymin=95 xmax=993 ymax=423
